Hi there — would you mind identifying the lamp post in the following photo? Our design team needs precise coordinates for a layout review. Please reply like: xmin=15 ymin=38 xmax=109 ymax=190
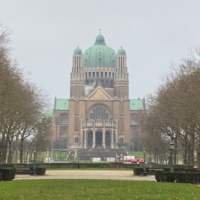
xmin=169 ymin=139 xmax=175 ymax=172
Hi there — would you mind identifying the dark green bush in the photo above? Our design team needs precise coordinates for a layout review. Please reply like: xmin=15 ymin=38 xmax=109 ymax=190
xmin=30 ymin=166 xmax=46 ymax=175
xmin=133 ymin=167 xmax=149 ymax=176
xmin=175 ymin=172 xmax=200 ymax=183
xmin=163 ymin=166 xmax=198 ymax=172
xmin=155 ymin=171 xmax=200 ymax=183
xmin=12 ymin=162 xmax=139 ymax=169
xmin=133 ymin=168 xmax=143 ymax=175
xmin=16 ymin=168 xmax=32 ymax=175
xmin=155 ymin=171 xmax=175 ymax=182
xmin=0 ymin=167 xmax=16 ymax=181
xmin=34 ymin=167 xmax=46 ymax=175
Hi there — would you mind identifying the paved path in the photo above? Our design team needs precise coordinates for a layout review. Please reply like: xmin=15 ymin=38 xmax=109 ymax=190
xmin=15 ymin=170 xmax=155 ymax=181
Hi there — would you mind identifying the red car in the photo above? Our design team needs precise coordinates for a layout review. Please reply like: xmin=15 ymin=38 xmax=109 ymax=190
xmin=124 ymin=157 xmax=144 ymax=164
xmin=134 ymin=158 xmax=144 ymax=164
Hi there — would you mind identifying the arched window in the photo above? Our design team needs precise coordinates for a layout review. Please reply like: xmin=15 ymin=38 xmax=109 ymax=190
xmin=89 ymin=105 xmax=110 ymax=120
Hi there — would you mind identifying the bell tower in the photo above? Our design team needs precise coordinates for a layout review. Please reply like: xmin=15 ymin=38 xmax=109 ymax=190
xmin=114 ymin=47 xmax=129 ymax=98
xmin=70 ymin=46 xmax=84 ymax=98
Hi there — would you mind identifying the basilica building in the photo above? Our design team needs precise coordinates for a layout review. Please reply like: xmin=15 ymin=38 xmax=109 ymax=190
xmin=51 ymin=32 xmax=145 ymax=158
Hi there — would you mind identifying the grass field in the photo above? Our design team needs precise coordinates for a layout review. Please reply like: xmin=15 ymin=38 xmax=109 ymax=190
xmin=0 ymin=180 xmax=199 ymax=200
xmin=128 ymin=151 xmax=144 ymax=158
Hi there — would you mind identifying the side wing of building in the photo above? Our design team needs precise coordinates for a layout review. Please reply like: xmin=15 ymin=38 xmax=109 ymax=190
xmin=51 ymin=98 xmax=69 ymax=149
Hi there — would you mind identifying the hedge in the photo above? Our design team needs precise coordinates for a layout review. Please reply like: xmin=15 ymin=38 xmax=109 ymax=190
xmin=30 ymin=166 xmax=46 ymax=175
xmin=15 ymin=165 xmax=46 ymax=176
xmin=0 ymin=167 xmax=16 ymax=181
xmin=11 ymin=162 xmax=136 ymax=169
xmin=133 ymin=167 xmax=149 ymax=176
xmin=155 ymin=171 xmax=200 ymax=183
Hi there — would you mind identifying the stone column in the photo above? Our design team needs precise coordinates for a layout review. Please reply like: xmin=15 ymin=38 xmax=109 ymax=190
xmin=102 ymin=128 xmax=106 ymax=149
xmin=80 ymin=129 xmax=83 ymax=148
xmin=111 ymin=129 xmax=114 ymax=149
xmin=115 ymin=130 xmax=118 ymax=148
xmin=80 ymin=120 xmax=83 ymax=149
xmin=84 ymin=130 xmax=87 ymax=149
xmin=92 ymin=129 xmax=96 ymax=149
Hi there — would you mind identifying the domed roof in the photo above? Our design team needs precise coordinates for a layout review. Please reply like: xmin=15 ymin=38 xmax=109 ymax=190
xmin=117 ymin=47 xmax=126 ymax=55
xmin=74 ymin=46 xmax=82 ymax=55
xmin=95 ymin=33 xmax=106 ymax=45
xmin=84 ymin=33 xmax=116 ymax=68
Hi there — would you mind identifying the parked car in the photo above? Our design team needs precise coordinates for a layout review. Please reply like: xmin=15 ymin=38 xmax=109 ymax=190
xmin=123 ymin=156 xmax=144 ymax=164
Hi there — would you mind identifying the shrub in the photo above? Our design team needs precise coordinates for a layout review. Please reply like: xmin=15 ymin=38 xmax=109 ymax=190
xmin=175 ymin=172 xmax=200 ymax=184
xmin=0 ymin=167 xmax=16 ymax=181
xmin=133 ymin=167 xmax=149 ymax=176
xmin=30 ymin=166 xmax=46 ymax=175
xmin=155 ymin=171 xmax=200 ymax=183
xmin=34 ymin=167 xmax=46 ymax=175
xmin=12 ymin=162 xmax=136 ymax=169
xmin=155 ymin=171 xmax=175 ymax=182
xmin=16 ymin=168 xmax=32 ymax=175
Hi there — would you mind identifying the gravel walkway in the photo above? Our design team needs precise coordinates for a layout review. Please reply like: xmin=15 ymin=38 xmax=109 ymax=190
xmin=15 ymin=170 xmax=155 ymax=181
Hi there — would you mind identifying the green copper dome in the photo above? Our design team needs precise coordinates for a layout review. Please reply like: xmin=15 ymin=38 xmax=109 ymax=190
xmin=84 ymin=33 xmax=116 ymax=68
xmin=95 ymin=33 xmax=106 ymax=45
xmin=74 ymin=46 xmax=82 ymax=55
xmin=117 ymin=47 xmax=126 ymax=56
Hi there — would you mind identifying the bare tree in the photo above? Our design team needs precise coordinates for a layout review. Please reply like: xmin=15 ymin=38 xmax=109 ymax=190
xmin=143 ymin=52 xmax=200 ymax=167
xmin=0 ymin=25 xmax=47 ymax=164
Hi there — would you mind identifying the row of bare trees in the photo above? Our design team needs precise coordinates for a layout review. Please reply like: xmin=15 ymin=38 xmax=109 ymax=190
xmin=0 ymin=26 xmax=52 ymax=163
xmin=143 ymin=51 xmax=200 ymax=167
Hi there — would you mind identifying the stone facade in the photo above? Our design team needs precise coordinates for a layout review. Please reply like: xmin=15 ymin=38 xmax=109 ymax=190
xmin=51 ymin=33 xmax=145 ymax=152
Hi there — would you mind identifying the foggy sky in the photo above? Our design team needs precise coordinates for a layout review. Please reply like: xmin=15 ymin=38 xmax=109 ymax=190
xmin=1 ymin=0 xmax=200 ymax=107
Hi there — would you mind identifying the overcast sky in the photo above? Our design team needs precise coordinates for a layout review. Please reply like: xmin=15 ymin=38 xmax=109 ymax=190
xmin=1 ymin=0 xmax=200 ymax=106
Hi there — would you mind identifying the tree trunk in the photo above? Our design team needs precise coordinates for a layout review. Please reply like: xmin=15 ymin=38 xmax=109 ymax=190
xmin=197 ymin=135 xmax=200 ymax=168
xmin=174 ymin=134 xmax=178 ymax=165
xmin=190 ymin=132 xmax=195 ymax=167
xmin=183 ymin=134 xmax=189 ymax=165
xmin=7 ymin=140 xmax=13 ymax=163
xmin=13 ymin=135 xmax=19 ymax=163
xmin=7 ymin=134 xmax=15 ymax=163
xmin=19 ymin=138 xmax=24 ymax=163
xmin=0 ymin=133 xmax=7 ymax=163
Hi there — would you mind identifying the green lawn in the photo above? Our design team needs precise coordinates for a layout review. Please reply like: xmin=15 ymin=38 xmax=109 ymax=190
xmin=128 ymin=151 xmax=144 ymax=158
xmin=0 ymin=180 xmax=200 ymax=200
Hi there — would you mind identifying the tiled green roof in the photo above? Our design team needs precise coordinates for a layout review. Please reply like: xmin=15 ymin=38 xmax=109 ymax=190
xmin=129 ymin=99 xmax=144 ymax=111
xmin=54 ymin=98 xmax=143 ymax=111
xmin=54 ymin=98 xmax=69 ymax=111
